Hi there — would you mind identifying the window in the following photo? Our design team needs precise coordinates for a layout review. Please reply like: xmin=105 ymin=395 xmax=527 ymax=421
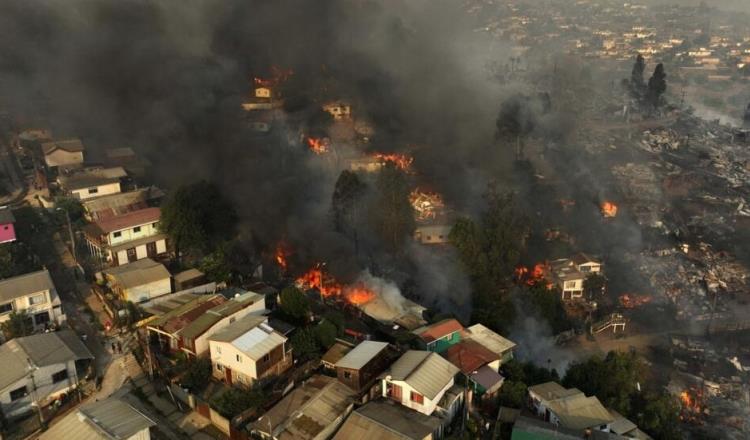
xmin=153 ymin=222 xmax=159 ymax=229
xmin=410 ymin=391 xmax=424 ymax=405
xmin=263 ymin=353 xmax=270 ymax=362
xmin=10 ymin=386 xmax=27 ymax=401
xmin=52 ymin=369 xmax=68 ymax=384
xmin=236 ymin=354 xmax=242 ymax=363
xmin=88 ymin=187 xmax=99 ymax=194
xmin=564 ymin=281 xmax=577 ymax=289
xmin=0 ymin=302 xmax=13 ymax=314
xmin=113 ymin=231 xmax=122 ymax=238
xmin=580 ymin=266 xmax=591 ymax=273
xmin=343 ymin=371 xmax=352 ymax=379
xmin=28 ymin=294 xmax=46 ymax=306
xmin=34 ymin=311 xmax=50 ymax=326
xmin=216 ymin=346 xmax=221 ymax=354
xmin=216 ymin=364 xmax=223 ymax=371
xmin=133 ymin=226 xmax=141 ymax=233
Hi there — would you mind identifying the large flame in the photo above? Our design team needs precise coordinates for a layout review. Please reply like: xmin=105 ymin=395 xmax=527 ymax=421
xmin=601 ymin=201 xmax=618 ymax=218
xmin=296 ymin=264 xmax=376 ymax=306
xmin=374 ymin=152 xmax=414 ymax=173
xmin=307 ymin=137 xmax=329 ymax=154
xmin=410 ymin=189 xmax=445 ymax=221
xmin=515 ymin=263 xmax=552 ymax=288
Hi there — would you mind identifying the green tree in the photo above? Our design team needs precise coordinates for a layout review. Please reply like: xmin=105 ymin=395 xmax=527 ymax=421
xmin=211 ymin=386 xmax=266 ymax=419
xmin=647 ymin=63 xmax=667 ymax=108
xmin=159 ymin=181 xmax=237 ymax=262
xmin=498 ymin=380 xmax=528 ymax=409
xmin=199 ymin=245 xmax=232 ymax=283
xmin=55 ymin=197 xmax=85 ymax=226
xmin=371 ymin=164 xmax=414 ymax=252
xmin=1 ymin=311 xmax=33 ymax=339
xmin=331 ymin=170 xmax=367 ymax=235
xmin=314 ymin=320 xmax=338 ymax=349
xmin=633 ymin=392 xmax=682 ymax=440
xmin=630 ymin=54 xmax=646 ymax=92
xmin=279 ymin=287 xmax=310 ymax=322
xmin=180 ymin=358 xmax=212 ymax=394
xmin=290 ymin=327 xmax=320 ymax=360
xmin=0 ymin=243 xmax=39 ymax=279
xmin=520 ymin=284 xmax=571 ymax=334
xmin=563 ymin=351 xmax=643 ymax=415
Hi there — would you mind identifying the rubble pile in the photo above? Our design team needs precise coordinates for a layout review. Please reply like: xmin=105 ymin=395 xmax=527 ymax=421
xmin=640 ymin=129 xmax=682 ymax=152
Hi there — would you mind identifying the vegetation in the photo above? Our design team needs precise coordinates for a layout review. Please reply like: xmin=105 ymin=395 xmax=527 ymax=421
xmin=0 ymin=242 xmax=39 ymax=279
xmin=496 ymin=94 xmax=537 ymax=158
xmin=630 ymin=54 xmax=645 ymax=91
xmin=290 ymin=327 xmax=320 ymax=360
xmin=519 ymin=284 xmax=570 ymax=334
xmin=199 ymin=244 xmax=232 ymax=283
xmin=179 ymin=358 xmax=212 ymax=394
xmin=331 ymin=170 xmax=367 ymax=236
xmin=647 ymin=63 xmax=667 ymax=108
xmin=279 ymin=286 xmax=310 ymax=322
xmin=563 ymin=351 xmax=681 ymax=440
xmin=583 ymin=273 xmax=607 ymax=300
xmin=211 ymin=386 xmax=266 ymax=419
xmin=314 ymin=319 xmax=338 ymax=349
xmin=159 ymin=180 xmax=237 ymax=262
xmin=1 ymin=311 xmax=34 ymax=339
xmin=498 ymin=359 xmax=560 ymax=409
xmin=450 ymin=187 xmax=526 ymax=333
xmin=371 ymin=163 xmax=414 ymax=252
xmin=54 ymin=197 xmax=85 ymax=226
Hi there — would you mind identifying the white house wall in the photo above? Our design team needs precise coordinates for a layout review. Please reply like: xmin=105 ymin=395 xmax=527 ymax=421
xmin=123 ymin=278 xmax=171 ymax=303
xmin=194 ymin=302 xmax=266 ymax=356
xmin=72 ymin=182 xmax=121 ymax=200
xmin=209 ymin=341 xmax=258 ymax=384
xmin=382 ymin=377 xmax=454 ymax=416
xmin=0 ymin=361 xmax=79 ymax=418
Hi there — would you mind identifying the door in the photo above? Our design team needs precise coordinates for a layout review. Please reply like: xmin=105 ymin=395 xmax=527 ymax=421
xmin=126 ymin=247 xmax=137 ymax=263
xmin=389 ymin=383 xmax=402 ymax=401
xmin=146 ymin=241 xmax=157 ymax=257
xmin=225 ymin=367 xmax=233 ymax=385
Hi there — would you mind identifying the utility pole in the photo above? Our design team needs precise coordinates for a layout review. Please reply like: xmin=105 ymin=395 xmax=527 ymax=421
xmin=27 ymin=359 xmax=45 ymax=428
xmin=57 ymin=207 xmax=77 ymax=267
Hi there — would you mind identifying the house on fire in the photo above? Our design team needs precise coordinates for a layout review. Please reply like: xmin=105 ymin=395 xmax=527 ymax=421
xmin=381 ymin=350 xmax=462 ymax=422
xmin=209 ymin=314 xmax=291 ymax=387
xmin=102 ymin=258 xmax=171 ymax=303
xmin=250 ymin=375 xmax=355 ymax=440
xmin=57 ymin=166 xmax=127 ymax=200
xmin=84 ymin=207 xmax=167 ymax=266
xmin=0 ymin=331 xmax=93 ymax=419
xmin=0 ymin=269 xmax=66 ymax=333
xmin=41 ymin=138 xmax=85 ymax=169
xmin=0 ymin=206 xmax=16 ymax=244
xmin=548 ymin=253 xmax=603 ymax=301
xmin=335 ymin=340 xmax=392 ymax=395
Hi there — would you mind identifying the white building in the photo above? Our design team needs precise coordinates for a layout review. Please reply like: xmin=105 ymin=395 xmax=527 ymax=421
xmin=382 ymin=350 xmax=460 ymax=417
xmin=57 ymin=167 xmax=127 ymax=200
xmin=528 ymin=382 xmax=614 ymax=432
xmin=549 ymin=253 xmax=603 ymax=301
xmin=84 ymin=207 xmax=167 ymax=266
xmin=41 ymin=138 xmax=84 ymax=169
xmin=102 ymin=258 xmax=171 ymax=303
xmin=209 ymin=314 xmax=291 ymax=387
xmin=0 ymin=270 xmax=65 ymax=332
xmin=0 ymin=331 xmax=93 ymax=418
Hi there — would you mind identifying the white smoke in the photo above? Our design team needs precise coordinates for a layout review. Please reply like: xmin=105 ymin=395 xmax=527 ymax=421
xmin=357 ymin=269 xmax=406 ymax=315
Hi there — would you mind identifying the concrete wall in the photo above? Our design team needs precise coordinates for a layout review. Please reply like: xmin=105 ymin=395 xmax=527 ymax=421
xmin=108 ymin=221 xmax=160 ymax=246
xmin=123 ymin=278 xmax=171 ymax=303
xmin=0 ymin=360 xmax=79 ymax=418
xmin=72 ymin=181 xmax=121 ymax=200
xmin=210 ymin=341 xmax=258 ymax=384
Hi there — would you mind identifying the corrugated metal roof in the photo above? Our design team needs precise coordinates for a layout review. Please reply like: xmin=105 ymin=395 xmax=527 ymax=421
xmin=93 ymin=207 xmax=160 ymax=234
xmin=232 ymin=325 xmax=286 ymax=361
xmin=444 ymin=340 xmax=499 ymax=374
xmin=333 ymin=400 xmax=441 ymax=440
xmin=40 ymin=396 xmax=155 ymax=440
xmin=388 ymin=350 xmax=459 ymax=400
xmin=0 ymin=269 xmax=55 ymax=303
xmin=466 ymin=324 xmax=516 ymax=355
xmin=321 ymin=342 xmax=353 ymax=367
xmin=335 ymin=341 xmax=388 ymax=370
xmin=413 ymin=319 xmax=463 ymax=343
xmin=0 ymin=330 xmax=93 ymax=390
xmin=528 ymin=382 xmax=614 ymax=431
xmin=179 ymin=292 xmax=264 ymax=340
xmin=104 ymin=258 xmax=170 ymax=289
xmin=209 ymin=314 xmax=268 ymax=342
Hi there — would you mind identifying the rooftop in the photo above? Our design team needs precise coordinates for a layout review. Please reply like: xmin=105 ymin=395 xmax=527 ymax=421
xmin=413 ymin=318 xmax=464 ymax=343
xmin=104 ymin=258 xmax=170 ymax=290
xmin=211 ymin=314 xmax=285 ymax=361
xmin=57 ymin=167 xmax=126 ymax=190
xmin=42 ymin=138 xmax=84 ymax=154
xmin=148 ymin=294 xmax=225 ymax=334
xmin=0 ymin=269 xmax=56 ymax=303
xmin=88 ymin=207 xmax=161 ymax=235
xmin=529 ymin=382 xmax=614 ymax=431
xmin=81 ymin=187 xmax=163 ymax=221
xmin=444 ymin=340 xmax=500 ymax=374
xmin=465 ymin=323 xmax=517 ymax=354
xmin=179 ymin=291 xmax=265 ymax=340
xmin=332 ymin=400 xmax=441 ymax=440
xmin=40 ymin=396 xmax=155 ymax=440
xmin=335 ymin=341 xmax=389 ymax=370
xmin=387 ymin=350 xmax=459 ymax=400
xmin=321 ymin=341 xmax=354 ymax=367
xmin=0 ymin=330 xmax=93 ymax=391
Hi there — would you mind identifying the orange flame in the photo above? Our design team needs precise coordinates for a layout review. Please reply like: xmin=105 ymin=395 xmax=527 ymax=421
xmin=307 ymin=137 xmax=329 ymax=154
xmin=515 ymin=263 xmax=551 ymax=288
xmin=619 ymin=294 xmax=652 ymax=309
xmin=296 ymin=265 xmax=376 ymax=305
xmin=275 ymin=243 xmax=291 ymax=272
xmin=601 ymin=201 xmax=618 ymax=218
xmin=253 ymin=65 xmax=294 ymax=87
xmin=410 ymin=189 xmax=445 ymax=221
xmin=374 ymin=153 xmax=414 ymax=173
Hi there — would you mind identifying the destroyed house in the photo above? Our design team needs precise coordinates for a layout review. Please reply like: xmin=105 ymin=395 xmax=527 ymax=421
xmin=41 ymin=138 xmax=84 ymax=168
xmin=413 ymin=319 xmax=463 ymax=353
xmin=57 ymin=166 xmax=127 ymax=200
xmin=209 ymin=314 xmax=291 ymax=386
xmin=335 ymin=340 xmax=391 ymax=393
xmin=528 ymin=382 xmax=614 ymax=432
xmin=84 ymin=207 xmax=167 ymax=266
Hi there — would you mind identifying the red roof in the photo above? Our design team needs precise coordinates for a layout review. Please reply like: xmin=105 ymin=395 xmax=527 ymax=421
xmin=445 ymin=340 xmax=500 ymax=374
xmin=162 ymin=296 xmax=226 ymax=334
xmin=94 ymin=207 xmax=161 ymax=233
xmin=417 ymin=319 xmax=464 ymax=343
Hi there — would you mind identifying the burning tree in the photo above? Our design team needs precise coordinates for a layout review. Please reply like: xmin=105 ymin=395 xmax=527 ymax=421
xmin=306 ymin=137 xmax=330 ymax=154
xmin=601 ymin=201 xmax=618 ymax=218
xmin=409 ymin=189 xmax=445 ymax=221
xmin=373 ymin=152 xmax=414 ymax=173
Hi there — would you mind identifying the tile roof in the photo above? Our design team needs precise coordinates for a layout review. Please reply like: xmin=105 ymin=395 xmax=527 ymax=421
xmin=335 ymin=341 xmax=389 ymax=370
xmin=40 ymin=396 xmax=155 ymax=440
xmin=0 ymin=269 xmax=55 ymax=303
xmin=388 ymin=350 xmax=459 ymax=401
xmin=413 ymin=318 xmax=464 ymax=343
xmin=92 ymin=207 xmax=161 ymax=234
xmin=444 ymin=340 xmax=500 ymax=374
xmin=332 ymin=400 xmax=441 ymax=440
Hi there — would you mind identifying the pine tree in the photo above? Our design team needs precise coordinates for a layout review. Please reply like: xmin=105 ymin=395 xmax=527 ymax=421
xmin=647 ymin=63 xmax=667 ymax=108
xmin=631 ymin=54 xmax=646 ymax=90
